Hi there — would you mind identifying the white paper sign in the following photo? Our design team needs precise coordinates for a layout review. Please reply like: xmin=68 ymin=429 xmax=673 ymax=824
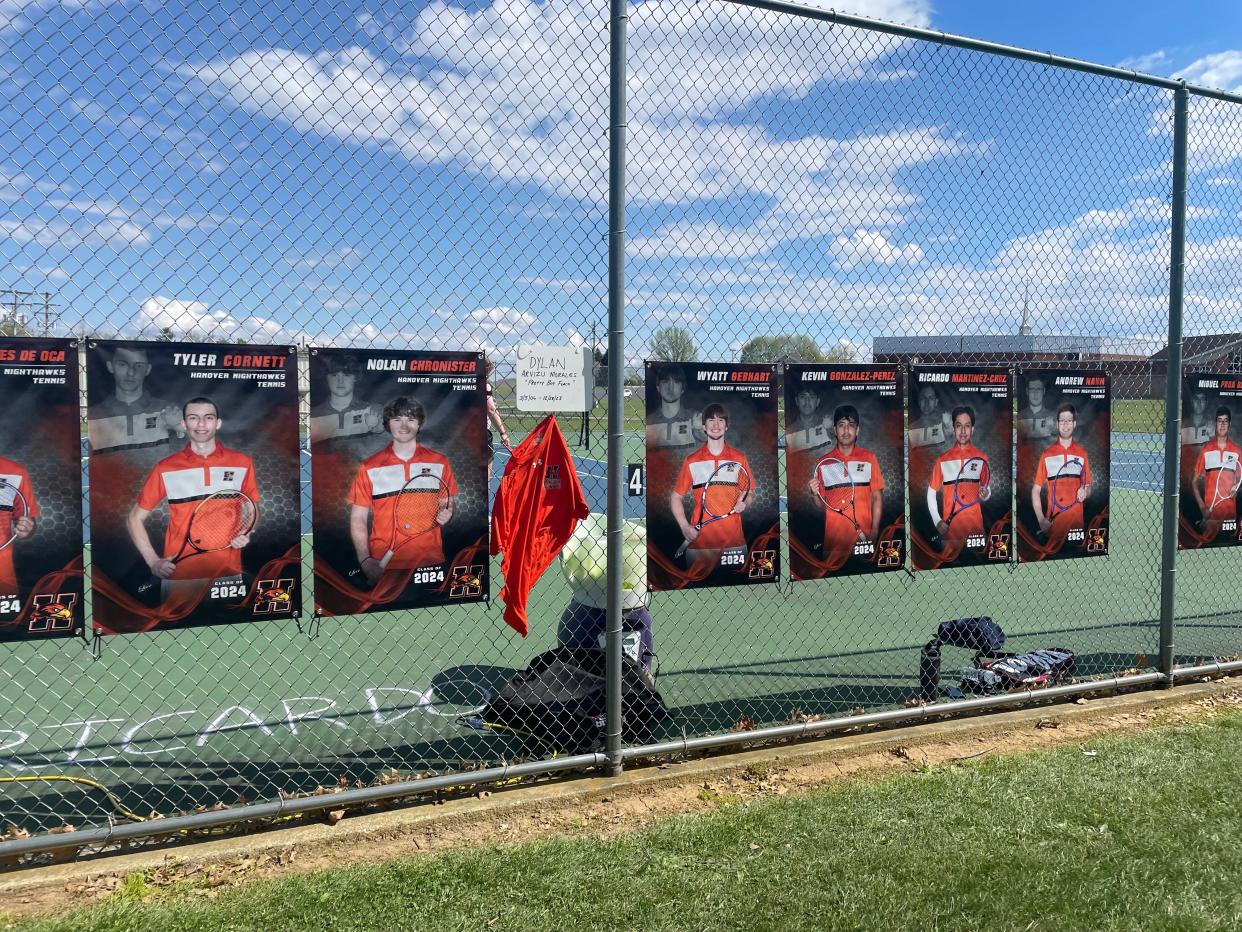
xmin=516 ymin=344 xmax=594 ymax=412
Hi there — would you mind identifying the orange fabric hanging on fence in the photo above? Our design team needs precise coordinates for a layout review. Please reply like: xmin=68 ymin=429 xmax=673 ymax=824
xmin=491 ymin=415 xmax=589 ymax=636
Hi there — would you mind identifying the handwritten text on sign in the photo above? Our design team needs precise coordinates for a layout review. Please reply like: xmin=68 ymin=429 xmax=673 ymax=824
xmin=516 ymin=344 xmax=593 ymax=412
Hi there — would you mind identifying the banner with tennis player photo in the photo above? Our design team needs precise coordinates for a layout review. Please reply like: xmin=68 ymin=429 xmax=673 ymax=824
xmin=1015 ymin=369 xmax=1111 ymax=562
xmin=87 ymin=340 xmax=302 ymax=635
xmin=1179 ymin=372 xmax=1242 ymax=550
xmin=0 ymin=338 xmax=83 ymax=641
xmin=645 ymin=361 xmax=779 ymax=591
xmin=908 ymin=367 xmax=1013 ymax=571
xmin=310 ymin=347 xmax=488 ymax=616
xmin=785 ymin=364 xmax=905 ymax=580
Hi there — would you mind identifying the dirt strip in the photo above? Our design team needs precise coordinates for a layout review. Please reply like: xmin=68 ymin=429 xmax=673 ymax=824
xmin=3 ymin=678 xmax=1241 ymax=920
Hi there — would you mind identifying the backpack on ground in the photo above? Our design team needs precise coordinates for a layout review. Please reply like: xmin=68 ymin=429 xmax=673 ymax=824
xmin=473 ymin=648 xmax=670 ymax=755
xmin=918 ymin=617 xmax=1075 ymax=700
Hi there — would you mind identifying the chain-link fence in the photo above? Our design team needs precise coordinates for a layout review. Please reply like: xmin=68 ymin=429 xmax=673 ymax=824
xmin=0 ymin=0 xmax=1239 ymax=858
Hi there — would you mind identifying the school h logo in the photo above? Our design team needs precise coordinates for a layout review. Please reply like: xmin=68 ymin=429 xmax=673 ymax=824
xmin=988 ymin=533 xmax=1010 ymax=561
xmin=748 ymin=550 xmax=775 ymax=578
xmin=450 ymin=564 xmax=484 ymax=597
xmin=29 ymin=593 xmax=78 ymax=632
xmin=878 ymin=539 xmax=903 ymax=567
xmin=253 ymin=579 xmax=295 ymax=614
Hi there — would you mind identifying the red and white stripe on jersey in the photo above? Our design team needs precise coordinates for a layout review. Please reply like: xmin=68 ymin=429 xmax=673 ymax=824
xmin=349 ymin=444 xmax=457 ymax=569
xmin=1197 ymin=443 xmax=1241 ymax=510
xmin=929 ymin=446 xmax=988 ymax=526
xmin=138 ymin=442 xmax=260 ymax=580
xmin=673 ymin=444 xmax=751 ymax=552
xmin=368 ymin=460 xmax=450 ymax=499
xmin=1035 ymin=442 xmax=1091 ymax=513
xmin=159 ymin=464 xmax=253 ymax=503
xmin=0 ymin=458 xmax=37 ymax=596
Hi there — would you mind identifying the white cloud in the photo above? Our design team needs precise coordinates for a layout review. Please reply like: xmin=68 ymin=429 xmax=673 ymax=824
xmin=66 ymin=98 xmax=230 ymax=176
xmin=1117 ymin=50 xmax=1170 ymax=74
xmin=1 ymin=169 xmax=242 ymax=251
xmin=182 ymin=0 xmax=932 ymax=204
xmin=621 ymin=194 xmax=1209 ymax=356
xmin=0 ymin=215 xmax=149 ymax=249
xmin=830 ymin=229 xmax=924 ymax=269
xmin=137 ymin=296 xmax=288 ymax=342
xmin=1177 ymin=50 xmax=1242 ymax=92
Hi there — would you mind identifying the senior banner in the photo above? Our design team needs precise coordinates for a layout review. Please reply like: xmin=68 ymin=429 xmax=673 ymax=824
xmin=87 ymin=340 xmax=301 ymax=634
xmin=1015 ymin=369 xmax=1110 ymax=562
xmin=310 ymin=348 xmax=489 ymax=616
xmin=0 ymin=338 xmax=83 ymax=640
xmin=1179 ymin=372 xmax=1241 ymax=550
xmin=785 ymin=364 xmax=905 ymax=580
xmin=909 ymin=367 xmax=1013 ymax=570
xmin=645 ymin=361 xmax=779 ymax=591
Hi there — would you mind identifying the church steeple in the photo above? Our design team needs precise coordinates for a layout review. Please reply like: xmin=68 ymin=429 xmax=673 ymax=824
xmin=1019 ymin=288 xmax=1032 ymax=337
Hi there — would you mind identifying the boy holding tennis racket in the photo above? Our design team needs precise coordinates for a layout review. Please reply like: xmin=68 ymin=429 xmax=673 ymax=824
xmin=128 ymin=397 xmax=259 ymax=598
xmin=0 ymin=461 xmax=37 ymax=598
xmin=1191 ymin=406 xmax=1240 ymax=537
xmin=1031 ymin=403 xmax=1093 ymax=549
xmin=927 ymin=406 xmax=991 ymax=553
xmin=670 ymin=403 xmax=751 ymax=563
xmin=811 ymin=406 xmax=884 ymax=564
xmin=350 ymin=396 xmax=457 ymax=586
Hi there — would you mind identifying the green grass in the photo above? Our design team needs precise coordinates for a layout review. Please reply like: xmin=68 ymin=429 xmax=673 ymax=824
xmin=1112 ymin=398 xmax=1164 ymax=433
xmin=21 ymin=706 xmax=1242 ymax=931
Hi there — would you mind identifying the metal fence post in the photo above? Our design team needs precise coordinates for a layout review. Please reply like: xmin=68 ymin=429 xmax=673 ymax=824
xmin=605 ymin=0 xmax=628 ymax=776
xmin=1158 ymin=82 xmax=1189 ymax=684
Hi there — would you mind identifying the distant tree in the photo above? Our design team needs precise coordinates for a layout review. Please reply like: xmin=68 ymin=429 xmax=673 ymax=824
xmin=649 ymin=326 xmax=697 ymax=362
xmin=624 ymin=374 xmax=642 ymax=386
xmin=823 ymin=340 xmax=861 ymax=363
xmin=157 ymin=326 xmax=175 ymax=341
xmin=739 ymin=334 xmax=825 ymax=364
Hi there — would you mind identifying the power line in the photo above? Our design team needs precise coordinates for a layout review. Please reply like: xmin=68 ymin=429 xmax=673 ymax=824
xmin=0 ymin=289 xmax=60 ymax=335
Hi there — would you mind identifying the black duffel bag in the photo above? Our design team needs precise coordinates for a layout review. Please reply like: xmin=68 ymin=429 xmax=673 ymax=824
xmin=480 ymin=648 xmax=670 ymax=755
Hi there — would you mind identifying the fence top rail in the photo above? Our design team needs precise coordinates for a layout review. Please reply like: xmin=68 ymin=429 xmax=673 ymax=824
xmin=723 ymin=0 xmax=1242 ymax=105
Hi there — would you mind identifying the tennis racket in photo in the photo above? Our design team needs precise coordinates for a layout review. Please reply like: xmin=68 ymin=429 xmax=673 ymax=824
xmin=137 ymin=489 xmax=258 ymax=596
xmin=1199 ymin=459 xmax=1241 ymax=531
xmin=351 ymin=472 xmax=453 ymax=582
xmin=1040 ymin=456 xmax=1084 ymax=540
xmin=674 ymin=460 xmax=752 ymax=558
xmin=932 ymin=456 xmax=989 ymax=550
xmin=812 ymin=455 xmax=866 ymax=544
xmin=0 ymin=478 xmax=30 ymax=552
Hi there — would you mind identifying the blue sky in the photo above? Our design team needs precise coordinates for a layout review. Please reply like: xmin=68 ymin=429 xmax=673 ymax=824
xmin=1 ymin=0 xmax=1239 ymax=371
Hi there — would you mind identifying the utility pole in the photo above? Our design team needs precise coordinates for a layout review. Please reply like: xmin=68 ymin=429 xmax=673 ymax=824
xmin=0 ymin=289 xmax=59 ymax=335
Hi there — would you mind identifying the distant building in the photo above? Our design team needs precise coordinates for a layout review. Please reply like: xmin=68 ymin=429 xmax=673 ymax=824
xmin=1148 ymin=333 xmax=1242 ymax=389
xmin=873 ymin=331 xmax=1242 ymax=399
xmin=873 ymin=334 xmax=1161 ymax=398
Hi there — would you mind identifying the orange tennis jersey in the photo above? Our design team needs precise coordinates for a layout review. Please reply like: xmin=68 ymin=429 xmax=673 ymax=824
xmin=0 ymin=457 xmax=38 ymax=596
xmin=815 ymin=448 xmax=883 ymax=552
xmin=137 ymin=442 xmax=259 ymax=580
xmin=929 ymin=444 xmax=989 ymax=536
xmin=1195 ymin=440 xmax=1241 ymax=520
xmin=348 ymin=443 xmax=457 ymax=569
xmin=1034 ymin=441 xmax=1092 ymax=514
xmin=673 ymin=443 xmax=752 ymax=551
